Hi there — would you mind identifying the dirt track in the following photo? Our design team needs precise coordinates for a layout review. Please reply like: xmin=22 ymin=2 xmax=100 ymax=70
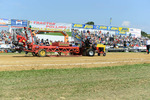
xmin=0 ymin=53 xmax=150 ymax=71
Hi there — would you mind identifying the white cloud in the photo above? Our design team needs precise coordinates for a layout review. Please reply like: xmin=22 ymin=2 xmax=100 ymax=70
xmin=122 ymin=21 xmax=130 ymax=27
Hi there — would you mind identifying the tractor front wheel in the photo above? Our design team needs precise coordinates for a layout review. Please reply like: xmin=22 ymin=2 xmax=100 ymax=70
xmin=38 ymin=49 xmax=47 ymax=57
xmin=103 ymin=53 xmax=106 ymax=56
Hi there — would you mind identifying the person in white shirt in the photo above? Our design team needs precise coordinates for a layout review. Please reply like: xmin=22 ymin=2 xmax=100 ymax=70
xmin=146 ymin=39 xmax=150 ymax=54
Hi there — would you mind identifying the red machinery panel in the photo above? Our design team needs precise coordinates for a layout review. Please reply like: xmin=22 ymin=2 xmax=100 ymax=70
xmin=52 ymin=42 xmax=69 ymax=47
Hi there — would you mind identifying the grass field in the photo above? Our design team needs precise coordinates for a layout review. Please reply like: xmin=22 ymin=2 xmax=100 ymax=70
xmin=1 ymin=63 xmax=150 ymax=100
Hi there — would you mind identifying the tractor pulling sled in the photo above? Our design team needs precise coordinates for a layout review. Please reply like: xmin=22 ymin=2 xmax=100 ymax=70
xmin=12 ymin=27 xmax=106 ymax=57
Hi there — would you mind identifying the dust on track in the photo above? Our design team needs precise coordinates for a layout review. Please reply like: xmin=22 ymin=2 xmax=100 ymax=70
xmin=0 ymin=53 xmax=150 ymax=71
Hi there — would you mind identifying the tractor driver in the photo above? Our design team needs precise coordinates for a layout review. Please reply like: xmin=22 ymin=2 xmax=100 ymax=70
xmin=91 ymin=40 xmax=97 ymax=50
xmin=84 ymin=38 xmax=91 ymax=48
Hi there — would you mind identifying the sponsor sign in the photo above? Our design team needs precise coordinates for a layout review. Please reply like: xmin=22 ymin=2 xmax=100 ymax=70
xmin=129 ymin=28 xmax=141 ymax=37
xmin=11 ymin=19 xmax=28 ymax=27
xmin=117 ymin=31 xmax=126 ymax=35
xmin=30 ymin=21 xmax=71 ymax=32
xmin=119 ymin=27 xmax=129 ymax=32
xmin=84 ymin=25 xmax=94 ymax=29
xmin=72 ymin=23 xmax=84 ymax=28
xmin=98 ymin=25 xmax=108 ymax=30
xmin=72 ymin=24 xmax=109 ymax=30
xmin=72 ymin=24 xmax=94 ymax=29
xmin=110 ymin=26 xmax=119 ymax=31
xmin=72 ymin=24 xmax=142 ymax=37
xmin=0 ymin=18 xmax=10 ymax=27
xmin=94 ymin=25 xmax=108 ymax=30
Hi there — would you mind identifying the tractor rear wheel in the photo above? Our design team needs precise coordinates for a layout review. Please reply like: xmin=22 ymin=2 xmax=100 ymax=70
xmin=38 ymin=49 xmax=47 ymax=57
xmin=86 ymin=49 xmax=95 ymax=56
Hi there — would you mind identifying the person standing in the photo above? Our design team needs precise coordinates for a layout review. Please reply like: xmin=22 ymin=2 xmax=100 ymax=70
xmin=146 ymin=39 xmax=150 ymax=54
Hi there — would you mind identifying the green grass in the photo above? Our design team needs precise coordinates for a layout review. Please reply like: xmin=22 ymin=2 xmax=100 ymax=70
xmin=38 ymin=32 xmax=72 ymax=36
xmin=1 ymin=64 xmax=150 ymax=99
xmin=0 ymin=52 xmax=25 ymax=55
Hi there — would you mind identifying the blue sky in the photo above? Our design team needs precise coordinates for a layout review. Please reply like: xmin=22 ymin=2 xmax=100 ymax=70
xmin=0 ymin=0 xmax=150 ymax=33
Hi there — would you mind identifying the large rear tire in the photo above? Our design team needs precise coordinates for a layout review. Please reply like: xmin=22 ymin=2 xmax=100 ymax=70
xmin=38 ymin=49 xmax=47 ymax=57
xmin=86 ymin=49 xmax=95 ymax=56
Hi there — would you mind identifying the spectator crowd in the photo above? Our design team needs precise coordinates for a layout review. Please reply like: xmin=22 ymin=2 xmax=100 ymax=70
xmin=0 ymin=30 xmax=12 ymax=45
xmin=73 ymin=30 xmax=147 ymax=49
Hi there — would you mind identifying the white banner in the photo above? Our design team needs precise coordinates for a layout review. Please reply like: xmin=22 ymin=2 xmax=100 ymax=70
xmin=0 ymin=44 xmax=11 ymax=49
xmin=129 ymin=28 xmax=141 ymax=38
xmin=30 ymin=21 xmax=71 ymax=32
xmin=0 ymin=18 xmax=10 ymax=26
xmin=36 ymin=35 xmax=72 ymax=42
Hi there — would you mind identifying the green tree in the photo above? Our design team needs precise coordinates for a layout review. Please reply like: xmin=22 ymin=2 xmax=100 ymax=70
xmin=85 ymin=21 xmax=94 ymax=25
xmin=141 ymin=31 xmax=147 ymax=37
xmin=141 ymin=31 xmax=150 ymax=38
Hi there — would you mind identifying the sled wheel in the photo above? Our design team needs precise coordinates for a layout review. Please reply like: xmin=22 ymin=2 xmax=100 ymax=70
xmin=38 ymin=49 xmax=47 ymax=57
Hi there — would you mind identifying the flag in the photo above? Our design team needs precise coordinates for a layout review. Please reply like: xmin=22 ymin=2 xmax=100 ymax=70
xmin=110 ymin=17 xmax=112 ymax=25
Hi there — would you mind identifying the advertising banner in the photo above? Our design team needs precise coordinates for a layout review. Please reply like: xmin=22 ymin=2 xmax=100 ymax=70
xmin=129 ymin=28 xmax=141 ymax=37
xmin=72 ymin=24 xmax=132 ymax=36
xmin=11 ymin=19 xmax=28 ymax=27
xmin=110 ymin=26 xmax=119 ymax=31
xmin=98 ymin=25 xmax=108 ymax=30
xmin=72 ymin=23 xmax=84 ymax=28
xmin=93 ymin=25 xmax=108 ymax=30
xmin=0 ymin=18 xmax=10 ymax=27
xmin=72 ymin=24 xmax=94 ymax=29
xmin=119 ymin=27 xmax=129 ymax=32
xmin=117 ymin=31 xmax=126 ymax=35
xmin=94 ymin=25 xmax=108 ymax=30
xmin=30 ymin=21 xmax=71 ymax=32
xmin=72 ymin=24 xmax=108 ymax=30
xmin=83 ymin=24 xmax=94 ymax=29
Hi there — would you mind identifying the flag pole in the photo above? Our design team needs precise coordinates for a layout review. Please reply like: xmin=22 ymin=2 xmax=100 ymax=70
xmin=110 ymin=17 xmax=112 ymax=26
